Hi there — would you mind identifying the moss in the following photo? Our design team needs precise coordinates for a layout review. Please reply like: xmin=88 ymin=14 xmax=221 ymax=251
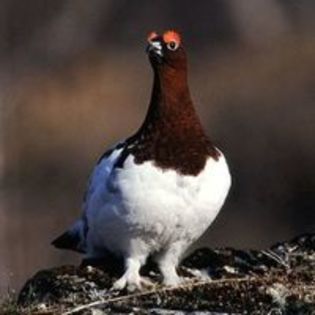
xmin=0 ymin=295 xmax=20 ymax=315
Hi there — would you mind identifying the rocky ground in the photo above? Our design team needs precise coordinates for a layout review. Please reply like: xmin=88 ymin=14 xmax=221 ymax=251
xmin=3 ymin=234 xmax=314 ymax=314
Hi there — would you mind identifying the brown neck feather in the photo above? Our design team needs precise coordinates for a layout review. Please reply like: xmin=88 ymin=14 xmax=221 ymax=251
xmin=141 ymin=66 xmax=204 ymax=137
xmin=125 ymin=64 xmax=219 ymax=175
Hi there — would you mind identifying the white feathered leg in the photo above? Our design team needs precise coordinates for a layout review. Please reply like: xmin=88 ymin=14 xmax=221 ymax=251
xmin=156 ymin=241 xmax=187 ymax=286
xmin=113 ymin=257 xmax=144 ymax=291
xmin=112 ymin=240 xmax=153 ymax=291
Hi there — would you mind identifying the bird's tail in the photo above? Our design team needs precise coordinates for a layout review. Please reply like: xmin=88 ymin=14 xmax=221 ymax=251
xmin=51 ymin=220 xmax=86 ymax=253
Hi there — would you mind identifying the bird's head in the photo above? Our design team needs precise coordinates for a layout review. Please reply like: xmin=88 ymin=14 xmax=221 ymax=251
xmin=146 ymin=30 xmax=186 ymax=71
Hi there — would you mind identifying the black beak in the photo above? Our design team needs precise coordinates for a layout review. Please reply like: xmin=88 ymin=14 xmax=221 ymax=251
xmin=146 ymin=41 xmax=164 ymax=64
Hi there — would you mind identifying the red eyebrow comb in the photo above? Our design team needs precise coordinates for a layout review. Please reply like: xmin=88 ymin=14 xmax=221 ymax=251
xmin=163 ymin=30 xmax=181 ymax=44
xmin=147 ymin=31 xmax=158 ymax=42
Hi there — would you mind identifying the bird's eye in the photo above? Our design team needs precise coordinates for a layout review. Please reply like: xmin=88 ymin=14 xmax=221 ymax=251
xmin=167 ymin=41 xmax=179 ymax=51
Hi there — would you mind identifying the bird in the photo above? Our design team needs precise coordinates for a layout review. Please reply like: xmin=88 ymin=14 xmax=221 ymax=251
xmin=52 ymin=30 xmax=231 ymax=291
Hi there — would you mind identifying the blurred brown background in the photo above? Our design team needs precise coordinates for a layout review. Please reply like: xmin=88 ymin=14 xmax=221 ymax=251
xmin=0 ymin=0 xmax=314 ymax=294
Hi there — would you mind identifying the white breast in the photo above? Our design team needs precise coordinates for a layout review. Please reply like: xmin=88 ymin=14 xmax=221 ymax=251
xmin=84 ymin=148 xmax=231 ymax=258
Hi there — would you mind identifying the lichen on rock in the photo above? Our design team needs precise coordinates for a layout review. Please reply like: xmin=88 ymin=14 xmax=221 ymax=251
xmin=17 ymin=234 xmax=315 ymax=314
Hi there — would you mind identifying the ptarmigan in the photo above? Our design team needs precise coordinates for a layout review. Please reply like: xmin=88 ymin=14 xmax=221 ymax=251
xmin=52 ymin=30 xmax=231 ymax=291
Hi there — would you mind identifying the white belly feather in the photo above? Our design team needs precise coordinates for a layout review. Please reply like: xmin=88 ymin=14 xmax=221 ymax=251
xmin=84 ymin=147 xmax=231 ymax=258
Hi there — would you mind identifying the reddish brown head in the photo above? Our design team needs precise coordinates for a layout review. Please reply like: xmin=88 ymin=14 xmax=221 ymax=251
xmin=113 ymin=30 xmax=219 ymax=175
xmin=146 ymin=30 xmax=186 ymax=71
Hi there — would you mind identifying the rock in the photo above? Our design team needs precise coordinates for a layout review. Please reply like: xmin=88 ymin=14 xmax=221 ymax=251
xmin=18 ymin=234 xmax=315 ymax=314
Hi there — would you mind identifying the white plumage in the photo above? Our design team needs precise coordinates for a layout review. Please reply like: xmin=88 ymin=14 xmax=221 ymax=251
xmin=71 ymin=145 xmax=231 ymax=289
xmin=53 ymin=30 xmax=232 ymax=291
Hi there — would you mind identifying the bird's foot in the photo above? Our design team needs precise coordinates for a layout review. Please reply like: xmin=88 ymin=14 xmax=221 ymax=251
xmin=162 ymin=268 xmax=210 ymax=287
xmin=181 ymin=266 xmax=211 ymax=281
xmin=112 ymin=274 xmax=154 ymax=292
xmin=162 ymin=273 xmax=184 ymax=287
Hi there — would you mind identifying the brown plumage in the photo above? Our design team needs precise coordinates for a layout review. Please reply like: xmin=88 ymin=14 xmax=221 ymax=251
xmin=116 ymin=30 xmax=219 ymax=175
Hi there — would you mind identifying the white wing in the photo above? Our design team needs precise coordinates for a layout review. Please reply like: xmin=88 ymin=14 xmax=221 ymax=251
xmin=52 ymin=142 xmax=125 ymax=252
